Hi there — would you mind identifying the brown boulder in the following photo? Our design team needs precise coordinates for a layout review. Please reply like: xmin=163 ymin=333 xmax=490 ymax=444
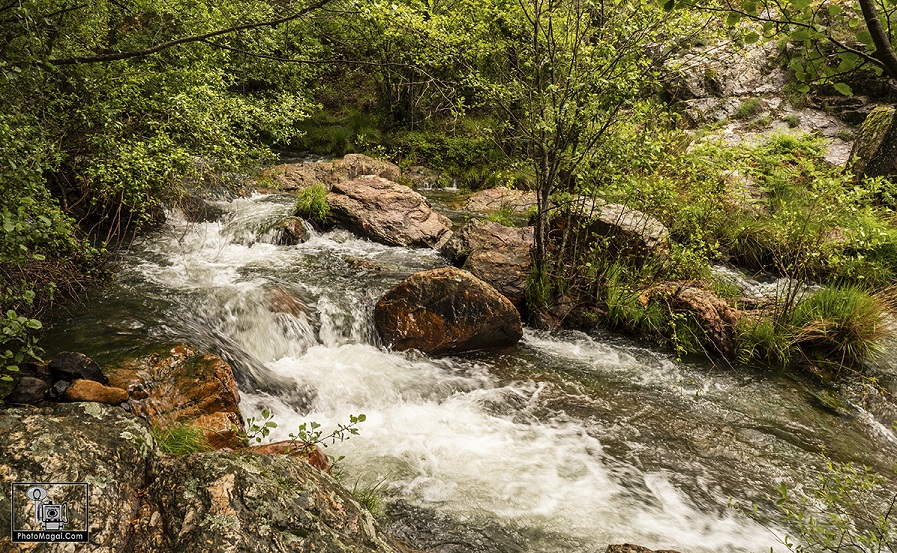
xmin=464 ymin=187 xmax=536 ymax=214
xmin=374 ymin=267 xmax=522 ymax=354
xmin=273 ymin=216 xmax=310 ymax=245
xmin=442 ymin=219 xmax=534 ymax=307
xmin=644 ymin=282 xmax=739 ymax=355
xmin=263 ymin=153 xmax=401 ymax=192
xmin=193 ymin=411 xmax=245 ymax=450
xmin=62 ymin=379 xmax=129 ymax=404
xmin=328 ymin=175 xmax=453 ymax=248
xmin=561 ymin=198 xmax=670 ymax=266
xmin=106 ymin=344 xmax=244 ymax=434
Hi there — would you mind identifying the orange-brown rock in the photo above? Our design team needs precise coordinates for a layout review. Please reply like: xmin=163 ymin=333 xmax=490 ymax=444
xmin=374 ymin=267 xmax=522 ymax=354
xmin=245 ymin=440 xmax=332 ymax=473
xmin=106 ymin=344 xmax=243 ymax=434
xmin=193 ymin=411 xmax=245 ymax=450
xmin=643 ymin=281 xmax=740 ymax=356
xmin=62 ymin=379 xmax=129 ymax=404
xmin=464 ymin=187 xmax=536 ymax=214
xmin=261 ymin=153 xmax=401 ymax=192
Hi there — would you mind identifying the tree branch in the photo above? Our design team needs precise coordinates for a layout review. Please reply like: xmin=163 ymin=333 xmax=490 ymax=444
xmin=47 ymin=0 xmax=334 ymax=65
xmin=857 ymin=0 xmax=897 ymax=79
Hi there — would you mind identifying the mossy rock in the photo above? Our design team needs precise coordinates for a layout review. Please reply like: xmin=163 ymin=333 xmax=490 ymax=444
xmin=847 ymin=106 xmax=897 ymax=179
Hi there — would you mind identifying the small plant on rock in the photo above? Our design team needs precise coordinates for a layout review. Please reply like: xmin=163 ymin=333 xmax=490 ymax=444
xmin=288 ymin=413 xmax=366 ymax=459
xmin=152 ymin=422 xmax=212 ymax=455
xmin=244 ymin=408 xmax=278 ymax=444
xmin=295 ymin=184 xmax=330 ymax=228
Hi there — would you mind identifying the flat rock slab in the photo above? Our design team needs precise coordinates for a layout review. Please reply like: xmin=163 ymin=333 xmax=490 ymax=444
xmin=328 ymin=175 xmax=453 ymax=249
xmin=374 ymin=266 xmax=522 ymax=354
xmin=464 ymin=187 xmax=536 ymax=214
xmin=264 ymin=153 xmax=401 ymax=192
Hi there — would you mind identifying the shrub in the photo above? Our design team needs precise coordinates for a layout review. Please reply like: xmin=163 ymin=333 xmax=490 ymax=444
xmin=734 ymin=97 xmax=762 ymax=119
xmin=784 ymin=113 xmax=801 ymax=128
xmin=295 ymin=184 xmax=330 ymax=228
xmin=484 ymin=208 xmax=518 ymax=227
xmin=151 ymin=423 xmax=212 ymax=455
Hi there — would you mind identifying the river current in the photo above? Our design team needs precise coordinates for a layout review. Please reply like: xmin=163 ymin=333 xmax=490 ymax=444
xmin=45 ymin=192 xmax=897 ymax=552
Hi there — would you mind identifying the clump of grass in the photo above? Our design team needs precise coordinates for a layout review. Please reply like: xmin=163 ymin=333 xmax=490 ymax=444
xmin=351 ymin=479 xmax=387 ymax=516
xmin=735 ymin=316 xmax=792 ymax=367
xmin=295 ymin=184 xmax=330 ymax=228
xmin=784 ymin=112 xmax=801 ymax=128
xmin=734 ymin=97 xmax=762 ymax=119
xmin=485 ymin=207 xmax=518 ymax=227
xmin=790 ymin=285 xmax=892 ymax=369
xmin=151 ymin=422 xmax=212 ymax=455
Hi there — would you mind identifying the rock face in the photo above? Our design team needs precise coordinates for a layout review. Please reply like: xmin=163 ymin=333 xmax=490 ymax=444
xmin=645 ymin=282 xmax=739 ymax=356
xmin=848 ymin=106 xmax=897 ymax=179
xmin=442 ymin=219 xmax=534 ymax=307
xmin=106 ymin=344 xmax=244 ymax=448
xmin=374 ymin=267 xmax=523 ymax=354
xmin=265 ymin=154 xmax=401 ymax=192
xmin=562 ymin=199 xmax=670 ymax=265
xmin=0 ymin=403 xmax=403 ymax=553
xmin=328 ymin=175 xmax=453 ymax=249
xmin=464 ymin=187 xmax=536 ymax=214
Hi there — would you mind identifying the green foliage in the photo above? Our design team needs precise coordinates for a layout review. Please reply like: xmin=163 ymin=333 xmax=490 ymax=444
xmin=294 ymin=185 xmax=330 ymax=228
xmin=244 ymin=408 xmax=279 ymax=445
xmin=774 ymin=455 xmax=896 ymax=552
xmin=288 ymin=414 xmax=366 ymax=459
xmin=484 ymin=209 xmax=518 ymax=227
xmin=351 ymin=479 xmax=388 ymax=516
xmin=734 ymin=97 xmax=762 ymax=119
xmin=152 ymin=423 xmax=213 ymax=455
xmin=785 ymin=113 xmax=802 ymax=128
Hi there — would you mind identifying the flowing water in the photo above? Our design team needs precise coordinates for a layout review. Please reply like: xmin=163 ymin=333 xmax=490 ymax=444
xmin=45 ymin=192 xmax=897 ymax=553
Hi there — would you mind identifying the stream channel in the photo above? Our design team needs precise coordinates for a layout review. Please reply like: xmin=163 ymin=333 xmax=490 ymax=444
xmin=44 ymin=190 xmax=897 ymax=553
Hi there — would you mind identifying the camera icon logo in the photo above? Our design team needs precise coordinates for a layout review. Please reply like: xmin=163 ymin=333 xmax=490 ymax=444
xmin=26 ymin=486 xmax=68 ymax=531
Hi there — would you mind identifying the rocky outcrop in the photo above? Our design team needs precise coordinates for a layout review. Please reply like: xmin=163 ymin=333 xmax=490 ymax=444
xmin=328 ymin=175 xmax=453 ymax=249
xmin=561 ymin=199 xmax=670 ymax=266
xmin=63 ymin=378 xmax=129 ymax=404
xmin=643 ymin=282 xmax=739 ymax=356
xmin=464 ymin=187 xmax=536 ymax=214
xmin=847 ymin=106 xmax=897 ymax=179
xmin=442 ymin=219 xmax=534 ymax=307
xmin=374 ymin=267 xmax=522 ymax=354
xmin=264 ymin=154 xmax=401 ymax=192
xmin=106 ymin=344 xmax=244 ymax=449
xmin=0 ymin=402 xmax=404 ymax=553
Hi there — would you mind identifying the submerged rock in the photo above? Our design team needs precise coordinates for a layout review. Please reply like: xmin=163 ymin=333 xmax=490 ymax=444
xmin=374 ymin=267 xmax=522 ymax=354
xmin=848 ymin=105 xmax=897 ymax=179
xmin=3 ymin=376 xmax=50 ymax=405
xmin=63 ymin=378 xmax=129 ymax=404
xmin=48 ymin=351 xmax=109 ymax=385
xmin=442 ymin=219 xmax=534 ymax=307
xmin=328 ymin=175 xmax=453 ymax=249
xmin=274 ymin=216 xmax=310 ymax=245
xmin=606 ymin=545 xmax=681 ymax=553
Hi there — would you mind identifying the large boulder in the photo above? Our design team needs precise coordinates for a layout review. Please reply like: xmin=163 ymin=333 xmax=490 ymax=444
xmin=263 ymin=154 xmax=401 ymax=192
xmin=328 ymin=175 xmax=453 ymax=249
xmin=105 ymin=344 xmax=244 ymax=449
xmin=0 ymin=403 xmax=404 ymax=553
xmin=560 ymin=199 xmax=670 ymax=266
xmin=374 ymin=267 xmax=522 ymax=354
xmin=848 ymin=106 xmax=897 ymax=179
xmin=48 ymin=351 xmax=109 ymax=385
xmin=643 ymin=282 xmax=740 ymax=356
xmin=442 ymin=219 xmax=534 ymax=308
xmin=464 ymin=187 xmax=536 ymax=214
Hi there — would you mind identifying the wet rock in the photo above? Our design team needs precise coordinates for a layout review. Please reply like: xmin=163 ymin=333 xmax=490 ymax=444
xmin=3 ymin=376 xmax=49 ymax=404
xmin=48 ymin=351 xmax=109 ymax=385
xmin=263 ymin=153 xmax=401 ymax=192
xmin=179 ymin=196 xmax=225 ymax=223
xmin=63 ymin=378 xmax=129 ymax=404
xmin=105 ymin=344 xmax=244 ymax=434
xmin=442 ymin=219 xmax=534 ymax=308
xmin=404 ymin=165 xmax=441 ymax=189
xmin=0 ymin=402 xmax=156 ymax=552
xmin=374 ymin=267 xmax=522 ymax=354
xmin=644 ymin=282 xmax=740 ymax=356
xmin=606 ymin=545 xmax=681 ymax=553
xmin=129 ymin=452 xmax=402 ymax=553
xmin=48 ymin=379 xmax=71 ymax=400
xmin=274 ymin=216 xmax=310 ymax=245
xmin=848 ymin=105 xmax=897 ymax=179
xmin=193 ymin=411 xmax=245 ymax=450
xmin=328 ymin=175 xmax=453 ymax=249
xmin=464 ymin=187 xmax=536 ymax=214
xmin=245 ymin=440 xmax=332 ymax=473
xmin=268 ymin=285 xmax=311 ymax=318
xmin=561 ymin=199 xmax=670 ymax=265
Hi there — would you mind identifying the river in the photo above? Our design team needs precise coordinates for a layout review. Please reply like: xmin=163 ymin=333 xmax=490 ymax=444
xmin=44 ymin=191 xmax=897 ymax=553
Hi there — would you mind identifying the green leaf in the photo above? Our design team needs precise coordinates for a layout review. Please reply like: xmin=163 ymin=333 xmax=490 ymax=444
xmin=833 ymin=82 xmax=853 ymax=96
xmin=726 ymin=11 xmax=742 ymax=25
xmin=744 ymin=31 xmax=760 ymax=44
xmin=663 ymin=0 xmax=675 ymax=11
xmin=828 ymin=4 xmax=841 ymax=15
xmin=856 ymin=30 xmax=874 ymax=46
xmin=25 ymin=319 xmax=41 ymax=329
xmin=742 ymin=0 xmax=757 ymax=13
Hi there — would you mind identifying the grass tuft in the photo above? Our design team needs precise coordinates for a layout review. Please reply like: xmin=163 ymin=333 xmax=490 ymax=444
xmin=152 ymin=422 xmax=212 ymax=455
xmin=295 ymin=184 xmax=330 ymax=228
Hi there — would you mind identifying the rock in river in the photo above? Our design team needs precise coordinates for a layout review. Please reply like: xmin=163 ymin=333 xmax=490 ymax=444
xmin=374 ymin=267 xmax=522 ymax=354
